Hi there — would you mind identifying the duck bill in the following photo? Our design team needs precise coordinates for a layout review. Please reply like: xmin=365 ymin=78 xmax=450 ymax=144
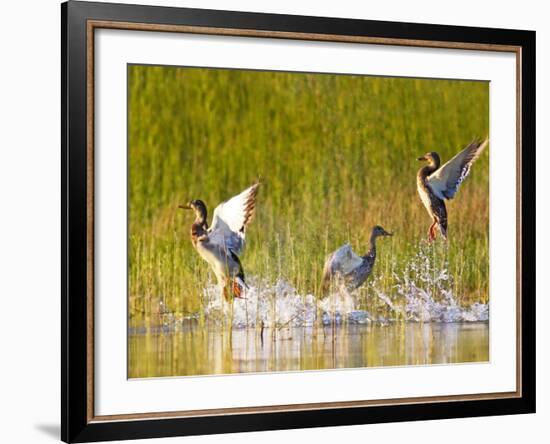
xmin=417 ymin=156 xmax=426 ymax=161
xmin=178 ymin=203 xmax=192 ymax=210
xmin=383 ymin=230 xmax=393 ymax=237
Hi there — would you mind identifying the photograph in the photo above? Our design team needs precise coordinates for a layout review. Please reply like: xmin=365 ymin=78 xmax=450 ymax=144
xmin=55 ymin=1 xmax=537 ymax=441
xmin=127 ymin=64 xmax=490 ymax=378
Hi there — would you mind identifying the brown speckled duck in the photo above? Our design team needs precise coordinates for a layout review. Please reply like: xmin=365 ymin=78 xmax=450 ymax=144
xmin=179 ymin=183 xmax=259 ymax=300
xmin=321 ymin=225 xmax=393 ymax=294
xmin=417 ymin=138 xmax=488 ymax=241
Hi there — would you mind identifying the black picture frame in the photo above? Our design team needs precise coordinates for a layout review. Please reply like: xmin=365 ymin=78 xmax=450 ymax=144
xmin=62 ymin=1 xmax=536 ymax=442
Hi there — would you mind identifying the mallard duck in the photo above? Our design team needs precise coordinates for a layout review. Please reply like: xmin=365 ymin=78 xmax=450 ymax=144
xmin=179 ymin=183 xmax=259 ymax=301
xmin=321 ymin=225 xmax=393 ymax=294
xmin=417 ymin=138 xmax=488 ymax=241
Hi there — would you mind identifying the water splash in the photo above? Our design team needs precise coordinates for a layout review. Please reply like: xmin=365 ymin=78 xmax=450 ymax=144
xmin=203 ymin=277 xmax=318 ymax=328
xmin=157 ymin=242 xmax=488 ymax=329
xmin=376 ymin=242 xmax=489 ymax=323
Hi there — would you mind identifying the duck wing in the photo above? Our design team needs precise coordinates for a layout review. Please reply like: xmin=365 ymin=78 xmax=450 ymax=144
xmin=321 ymin=244 xmax=363 ymax=291
xmin=208 ymin=183 xmax=260 ymax=255
xmin=427 ymin=138 xmax=488 ymax=200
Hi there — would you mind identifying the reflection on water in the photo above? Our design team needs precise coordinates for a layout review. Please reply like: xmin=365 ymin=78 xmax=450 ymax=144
xmin=128 ymin=322 xmax=489 ymax=378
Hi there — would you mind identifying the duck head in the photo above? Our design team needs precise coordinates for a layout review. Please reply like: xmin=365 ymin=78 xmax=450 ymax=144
xmin=372 ymin=225 xmax=393 ymax=238
xmin=179 ymin=199 xmax=207 ymax=222
xmin=417 ymin=151 xmax=441 ymax=168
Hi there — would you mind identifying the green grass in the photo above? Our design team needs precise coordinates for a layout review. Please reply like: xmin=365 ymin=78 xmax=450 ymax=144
xmin=128 ymin=65 xmax=489 ymax=325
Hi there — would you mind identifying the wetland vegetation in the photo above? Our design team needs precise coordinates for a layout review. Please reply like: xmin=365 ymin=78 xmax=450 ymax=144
xmin=127 ymin=65 xmax=489 ymax=377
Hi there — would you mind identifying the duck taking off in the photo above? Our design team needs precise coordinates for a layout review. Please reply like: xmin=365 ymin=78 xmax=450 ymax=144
xmin=321 ymin=226 xmax=393 ymax=294
xmin=417 ymin=138 xmax=488 ymax=241
xmin=179 ymin=183 xmax=259 ymax=301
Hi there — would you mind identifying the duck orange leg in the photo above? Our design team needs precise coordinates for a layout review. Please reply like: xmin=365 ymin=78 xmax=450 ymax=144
xmin=231 ymin=279 xmax=246 ymax=299
xmin=428 ymin=221 xmax=437 ymax=242
xmin=222 ymin=279 xmax=246 ymax=301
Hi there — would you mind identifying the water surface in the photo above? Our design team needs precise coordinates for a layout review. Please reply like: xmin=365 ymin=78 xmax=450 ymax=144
xmin=128 ymin=322 xmax=489 ymax=378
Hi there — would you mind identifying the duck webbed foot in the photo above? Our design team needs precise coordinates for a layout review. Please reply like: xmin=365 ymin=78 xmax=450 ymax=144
xmin=222 ymin=279 xmax=247 ymax=301
xmin=231 ymin=279 xmax=247 ymax=299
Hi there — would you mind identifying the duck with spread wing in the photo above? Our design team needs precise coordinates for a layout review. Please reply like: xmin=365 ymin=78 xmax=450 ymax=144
xmin=179 ymin=183 xmax=259 ymax=301
xmin=321 ymin=225 xmax=393 ymax=294
xmin=417 ymin=138 xmax=488 ymax=241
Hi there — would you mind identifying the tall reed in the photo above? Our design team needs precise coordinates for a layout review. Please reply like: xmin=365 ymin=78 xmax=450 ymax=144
xmin=128 ymin=65 xmax=489 ymax=326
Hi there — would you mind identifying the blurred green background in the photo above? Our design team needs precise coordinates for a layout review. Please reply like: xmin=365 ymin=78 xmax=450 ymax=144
xmin=128 ymin=65 xmax=489 ymax=325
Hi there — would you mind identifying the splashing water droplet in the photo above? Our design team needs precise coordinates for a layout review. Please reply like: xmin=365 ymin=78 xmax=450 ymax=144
xmin=157 ymin=242 xmax=488 ymax=329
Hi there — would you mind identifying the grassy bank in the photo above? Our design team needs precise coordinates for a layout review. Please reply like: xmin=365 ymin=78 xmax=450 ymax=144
xmin=128 ymin=65 xmax=489 ymax=325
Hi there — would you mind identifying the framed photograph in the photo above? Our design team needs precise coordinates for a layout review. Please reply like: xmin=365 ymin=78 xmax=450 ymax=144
xmin=62 ymin=1 xmax=535 ymax=442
